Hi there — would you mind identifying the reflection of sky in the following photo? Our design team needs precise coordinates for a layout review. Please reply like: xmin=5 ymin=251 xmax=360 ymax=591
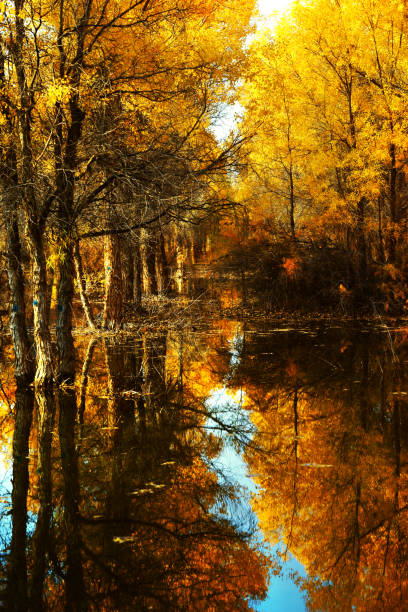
xmin=0 ymin=446 xmax=12 ymax=552
xmin=205 ymin=330 xmax=307 ymax=611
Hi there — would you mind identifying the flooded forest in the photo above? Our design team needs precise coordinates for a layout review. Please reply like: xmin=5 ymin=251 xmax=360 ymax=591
xmin=2 ymin=0 xmax=408 ymax=610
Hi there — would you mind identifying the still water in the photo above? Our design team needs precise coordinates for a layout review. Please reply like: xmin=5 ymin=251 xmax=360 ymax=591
xmin=0 ymin=317 xmax=407 ymax=610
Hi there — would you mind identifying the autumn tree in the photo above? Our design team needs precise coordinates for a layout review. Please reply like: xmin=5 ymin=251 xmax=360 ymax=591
xmin=237 ymin=0 xmax=408 ymax=312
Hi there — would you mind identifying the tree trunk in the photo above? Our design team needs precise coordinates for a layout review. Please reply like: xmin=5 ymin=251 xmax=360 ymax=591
xmin=28 ymin=225 xmax=54 ymax=386
xmin=155 ymin=231 xmax=169 ymax=294
xmin=0 ymin=144 xmax=33 ymax=383
xmin=134 ymin=244 xmax=143 ymax=310
xmin=74 ymin=241 xmax=96 ymax=329
xmin=103 ymin=232 xmax=123 ymax=328
xmin=57 ymin=241 xmax=75 ymax=382
xmin=12 ymin=5 xmax=54 ymax=385
xmin=122 ymin=242 xmax=134 ymax=304
xmin=378 ymin=196 xmax=386 ymax=264
xmin=45 ymin=263 xmax=55 ymax=325
xmin=355 ymin=196 xmax=367 ymax=294
xmin=3 ymin=205 xmax=33 ymax=384
xmin=175 ymin=234 xmax=186 ymax=294
xmin=388 ymin=141 xmax=398 ymax=262
xmin=140 ymin=229 xmax=158 ymax=295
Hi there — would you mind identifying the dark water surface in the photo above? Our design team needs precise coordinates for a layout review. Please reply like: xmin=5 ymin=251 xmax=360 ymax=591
xmin=1 ymin=318 xmax=408 ymax=610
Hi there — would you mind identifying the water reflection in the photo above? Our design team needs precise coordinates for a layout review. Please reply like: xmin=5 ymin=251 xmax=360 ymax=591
xmin=226 ymin=323 xmax=408 ymax=611
xmin=3 ymin=321 xmax=408 ymax=610
xmin=2 ymin=329 xmax=269 ymax=610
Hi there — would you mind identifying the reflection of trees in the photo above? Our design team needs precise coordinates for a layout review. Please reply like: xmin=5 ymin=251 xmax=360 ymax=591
xmin=77 ymin=335 xmax=268 ymax=610
xmin=59 ymin=386 xmax=86 ymax=610
xmin=6 ymin=387 xmax=34 ymax=611
xmin=232 ymin=325 xmax=408 ymax=611
xmin=4 ymin=330 xmax=268 ymax=610
xmin=30 ymin=390 xmax=55 ymax=611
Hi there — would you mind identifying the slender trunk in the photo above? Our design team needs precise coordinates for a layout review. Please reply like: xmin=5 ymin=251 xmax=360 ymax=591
xmin=388 ymin=141 xmax=397 ymax=262
xmin=134 ymin=243 xmax=143 ymax=310
xmin=12 ymin=2 xmax=54 ymax=385
xmin=74 ymin=241 xmax=96 ymax=329
xmin=378 ymin=196 xmax=386 ymax=264
xmin=6 ymin=387 xmax=34 ymax=611
xmin=103 ymin=232 xmax=123 ymax=328
xmin=189 ymin=237 xmax=196 ymax=265
xmin=289 ymin=165 xmax=296 ymax=240
xmin=54 ymin=1 xmax=88 ymax=378
xmin=140 ymin=229 xmax=158 ymax=296
xmin=147 ymin=243 xmax=158 ymax=295
xmin=30 ymin=389 xmax=55 ymax=611
xmin=0 ymin=49 xmax=33 ymax=383
xmin=122 ymin=242 xmax=134 ymax=304
xmin=175 ymin=234 xmax=185 ymax=294
xmin=2 ymin=198 xmax=33 ymax=383
xmin=356 ymin=196 xmax=367 ymax=287
xmin=28 ymin=225 xmax=54 ymax=386
xmin=45 ymin=264 xmax=55 ymax=324
xmin=57 ymin=240 xmax=75 ymax=381
xmin=155 ymin=231 xmax=169 ymax=294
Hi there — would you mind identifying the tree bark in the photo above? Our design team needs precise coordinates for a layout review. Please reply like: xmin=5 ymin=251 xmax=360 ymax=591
xmin=122 ymin=242 xmax=135 ymax=304
xmin=134 ymin=243 xmax=143 ymax=310
xmin=74 ymin=241 xmax=96 ymax=329
xmin=57 ymin=240 xmax=75 ymax=382
xmin=388 ymin=141 xmax=398 ymax=262
xmin=0 ymin=46 xmax=33 ymax=384
xmin=377 ymin=196 xmax=386 ymax=264
xmin=155 ymin=231 xmax=169 ymax=294
xmin=103 ymin=232 xmax=123 ymax=328
xmin=12 ymin=4 xmax=54 ymax=385
xmin=140 ymin=229 xmax=158 ymax=295
xmin=0 ymin=176 xmax=33 ymax=383
xmin=289 ymin=164 xmax=296 ymax=241
xmin=175 ymin=234 xmax=186 ymax=294
xmin=28 ymin=225 xmax=54 ymax=386
xmin=355 ymin=196 xmax=367 ymax=296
